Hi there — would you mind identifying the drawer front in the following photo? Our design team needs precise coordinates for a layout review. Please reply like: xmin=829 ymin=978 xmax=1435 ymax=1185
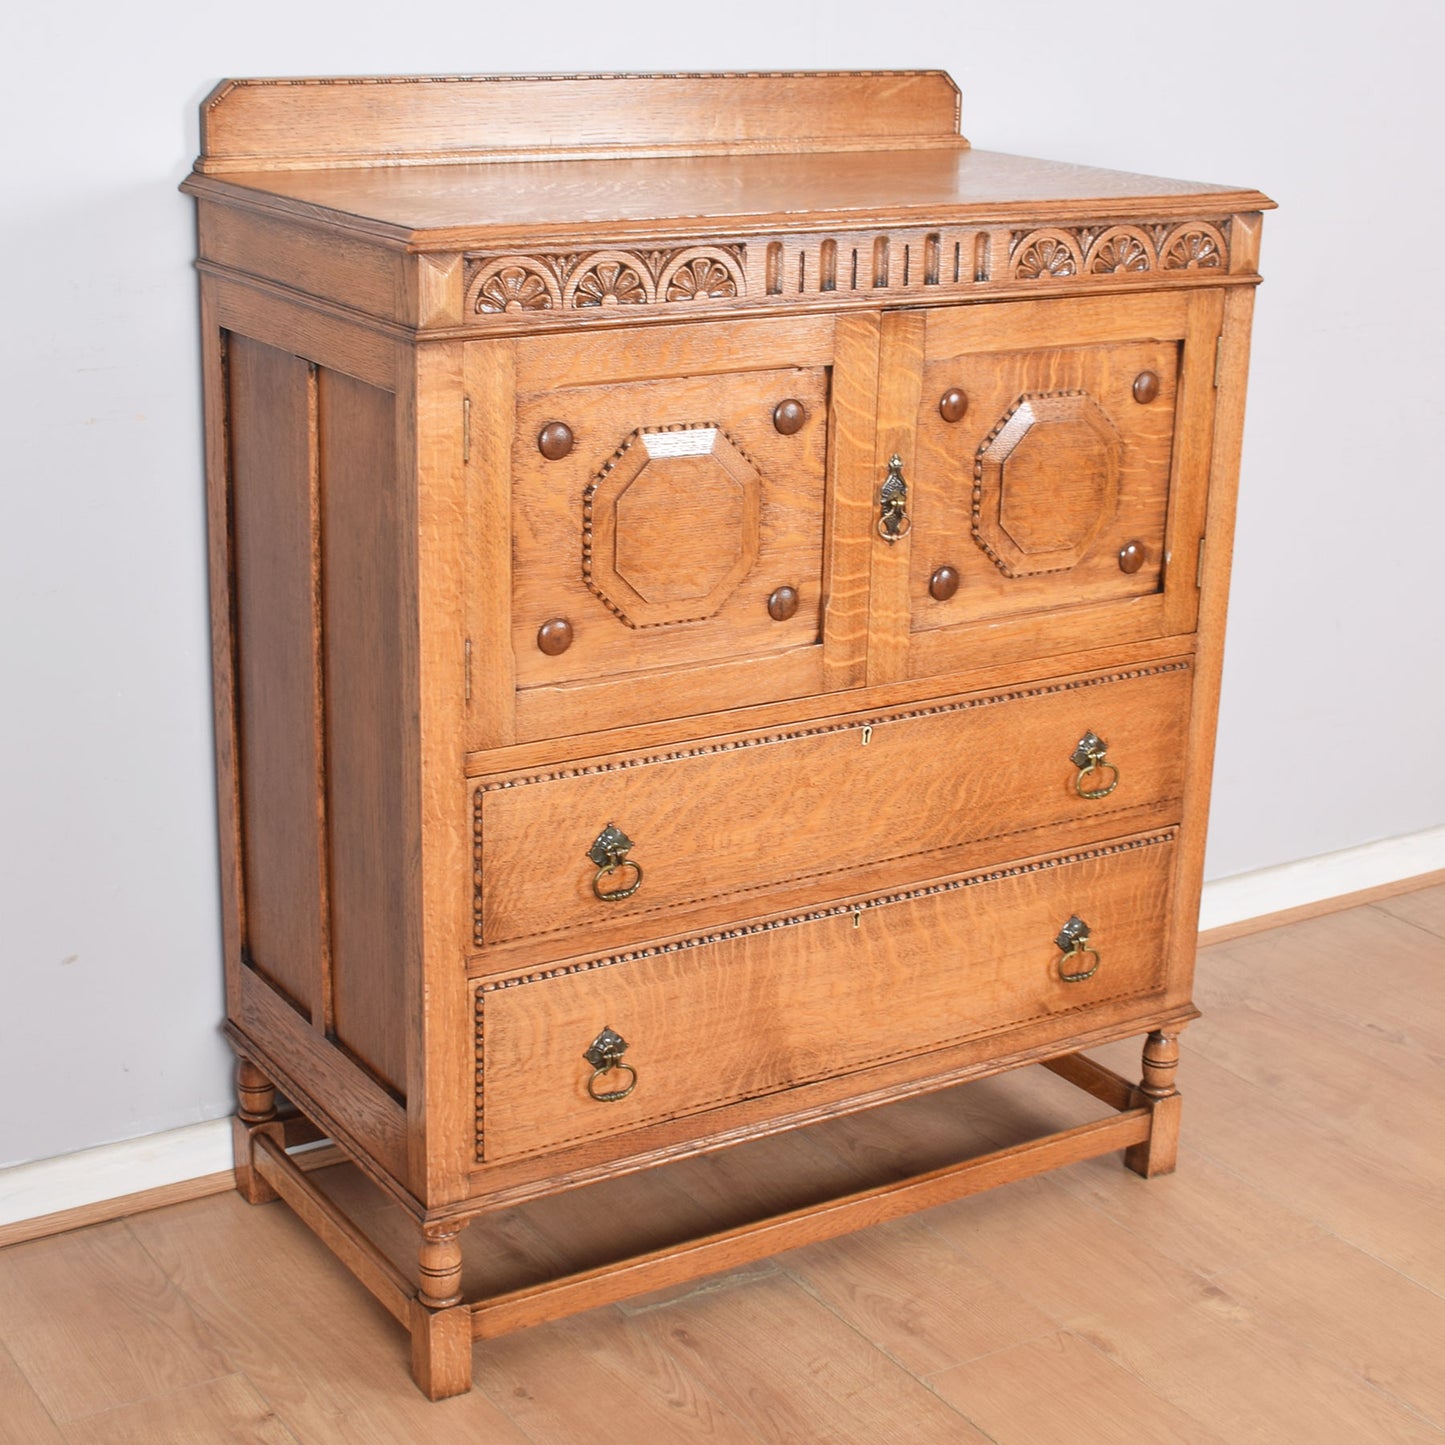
xmin=475 ymin=830 xmax=1177 ymax=1163
xmin=473 ymin=659 xmax=1191 ymax=946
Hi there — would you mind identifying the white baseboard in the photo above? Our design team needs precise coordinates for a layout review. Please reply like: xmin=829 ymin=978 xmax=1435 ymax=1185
xmin=2 ymin=825 xmax=1441 ymax=1235
xmin=1198 ymin=824 xmax=1445 ymax=932
xmin=0 ymin=1119 xmax=233 ymax=1230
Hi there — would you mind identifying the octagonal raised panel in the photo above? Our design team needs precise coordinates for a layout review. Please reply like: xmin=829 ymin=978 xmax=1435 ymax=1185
xmin=584 ymin=424 xmax=762 ymax=626
xmin=973 ymin=391 xmax=1122 ymax=577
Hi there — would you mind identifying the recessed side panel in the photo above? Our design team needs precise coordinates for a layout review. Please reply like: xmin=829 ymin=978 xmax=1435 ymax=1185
xmin=319 ymin=367 xmax=410 ymax=1098
xmin=228 ymin=334 xmax=328 ymax=1022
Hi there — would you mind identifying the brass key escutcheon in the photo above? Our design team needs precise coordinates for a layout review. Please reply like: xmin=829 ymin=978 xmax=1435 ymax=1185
xmin=877 ymin=455 xmax=911 ymax=543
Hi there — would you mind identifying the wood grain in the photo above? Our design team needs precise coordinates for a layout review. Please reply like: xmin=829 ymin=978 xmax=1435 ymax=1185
xmin=125 ymin=1195 xmax=531 ymax=1444
xmin=0 ymin=1221 xmax=231 ymax=1422
xmin=477 ymin=660 xmax=1190 ymax=946
xmin=185 ymin=149 xmax=1269 ymax=246
xmin=182 ymin=70 xmax=1271 ymax=1400
xmin=479 ymin=835 xmax=1176 ymax=1161
xmin=196 ymin=72 xmax=966 ymax=172
xmin=929 ymin=1330 xmax=1230 ymax=1445
xmin=471 ymin=1309 xmax=760 ymax=1442
xmin=9 ymin=901 xmax=1443 ymax=1437
xmin=56 ymin=1375 xmax=298 ymax=1445
xmin=319 ymin=367 xmax=411 ymax=1096
xmin=0 ymin=1340 xmax=65 ymax=1443
xmin=1216 ymin=1234 xmax=1445 ymax=1428
xmin=781 ymin=1214 xmax=1056 ymax=1376
xmin=611 ymin=1272 xmax=989 ymax=1443
xmin=227 ymin=336 xmax=329 ymax=1024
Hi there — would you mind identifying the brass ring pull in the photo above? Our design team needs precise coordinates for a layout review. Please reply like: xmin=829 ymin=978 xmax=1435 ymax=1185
xmin=587 ymin=823 xmax=643 ymax=903
xmin=584 ymin=1027 xmax=636 ymax=1103
xmin=587 ymin=1061 xmax=638 ymax=1102
xmin=877 ymin=455 xmax=911 ymax=543
xmin=1071 ymin=730 xmax=1120 ymax=799
xmin=1055 ymin=916 xmax=1101 ymax=983
xmin=592 ymin=858 xmax=644 ymax=902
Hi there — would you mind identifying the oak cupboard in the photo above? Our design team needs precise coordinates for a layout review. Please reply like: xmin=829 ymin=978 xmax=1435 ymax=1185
xmin=184 ymin=71 xmax=1271 ymax=1398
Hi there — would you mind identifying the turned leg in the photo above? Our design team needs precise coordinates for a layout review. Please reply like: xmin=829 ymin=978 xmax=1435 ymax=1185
xmin=232 ymin=1057 xmax=284 ymax=1205
xmin=410 ymin=1225 xmax=472 ymax=1400
xmin=1124 ymin=1030 xmax=1183 ymax=1178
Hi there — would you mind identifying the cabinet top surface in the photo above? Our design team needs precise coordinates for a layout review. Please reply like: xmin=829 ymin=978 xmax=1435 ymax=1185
xmin=189 ymin=147 xmax=1270 ymax=246
xmin=184 ymin=72 xmax=1271 ymax=248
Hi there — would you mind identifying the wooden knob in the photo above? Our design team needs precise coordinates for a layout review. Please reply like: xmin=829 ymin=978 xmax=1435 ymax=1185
xmin=773 ymin=399 xmax=806 ymax=435
xmin=767 ymin=585 xmax=800 ymax=621
xmin=537 ymin=618 xmax=574 ymax=655
xmin=538 ymin=421 xmax=574 ymax=460
xmin=939 ymin=389 xmax=969 ymax=424
xmin=929 ymin=565 xmax=960 ymax=601
xmin=1132 ymin=372 xmax=1160 ymax=405
xmin=1117 ymin=541 xmax=1146 ymax=575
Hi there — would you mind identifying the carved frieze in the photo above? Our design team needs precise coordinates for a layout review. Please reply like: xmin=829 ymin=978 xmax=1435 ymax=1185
xmin=460 ymin=219 xmax=1241 ymax=327
xmin=467 ymin=245 xmax=746 ymax=316
xmin=1007 ymin=222 xmax=1228 ymax=281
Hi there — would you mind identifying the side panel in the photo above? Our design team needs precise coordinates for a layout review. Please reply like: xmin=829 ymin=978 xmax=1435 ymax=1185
xmin=228 ymin=336 xmax=329 ymax=1023
xmin=319 ymin=369 xmax=412 ymax=1097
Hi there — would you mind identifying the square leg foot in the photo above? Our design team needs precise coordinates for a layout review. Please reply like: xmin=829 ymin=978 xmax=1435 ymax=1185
xmin=409 ymin=1299 xmax=473 ymax=1400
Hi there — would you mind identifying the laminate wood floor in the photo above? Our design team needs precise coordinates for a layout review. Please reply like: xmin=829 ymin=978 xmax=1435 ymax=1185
xmin=3 ymin=887 xmax=1443 ymax=1443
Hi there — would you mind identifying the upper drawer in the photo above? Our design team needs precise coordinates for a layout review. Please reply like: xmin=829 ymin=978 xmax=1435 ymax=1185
xmin=465 ymin=315 xmax=874 ymax=746
xmin=474 ymin=828 xmax=1179 ymax=1164
xmin=472 ymin=658 xmax=1191 ymax=949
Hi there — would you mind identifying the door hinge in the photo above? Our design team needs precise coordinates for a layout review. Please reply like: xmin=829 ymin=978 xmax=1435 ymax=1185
xmin=1195 ymin=535 xmax=1207 ymax=589
xmin=464 ymin=638 xmax=473 ymax=702
xmin=1213 ymin=335 xmax=1226 ymax=388
xmin=463 ymin=396 xmax=471 ymax=463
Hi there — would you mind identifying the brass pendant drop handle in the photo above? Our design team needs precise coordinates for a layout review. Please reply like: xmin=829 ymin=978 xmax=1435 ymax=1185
xmin=584 ymin=1027 xmax=638 ymax=1102
xmin=1071 ymin=730 xmax=1120 ymax=799
xmin=588 ymin=823 xmax=644 ymax=902
xmin=1055 ymin=916 xmax=1101 ymax=984
xmin=877 ymin=455 xmax=911 ymax=543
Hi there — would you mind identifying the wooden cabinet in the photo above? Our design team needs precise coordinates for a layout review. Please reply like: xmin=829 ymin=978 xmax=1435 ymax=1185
xmin=185 ymin=71 xmax=1271 ymax=1399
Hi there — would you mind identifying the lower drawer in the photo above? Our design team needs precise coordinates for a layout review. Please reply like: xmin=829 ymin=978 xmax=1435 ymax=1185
xmin=475 ymin=828 xmax=1177 ymax=1164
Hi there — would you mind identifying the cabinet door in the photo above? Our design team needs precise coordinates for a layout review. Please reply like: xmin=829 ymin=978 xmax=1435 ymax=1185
xmin=465 ymin=314 xmax=877 ymax=745
xmin=867 ymin=291 xmax=1224 ymax=684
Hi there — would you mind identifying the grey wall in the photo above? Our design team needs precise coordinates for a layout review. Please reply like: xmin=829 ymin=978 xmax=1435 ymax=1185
xmin=3 ymin=1 xmax=1441 ymax=1169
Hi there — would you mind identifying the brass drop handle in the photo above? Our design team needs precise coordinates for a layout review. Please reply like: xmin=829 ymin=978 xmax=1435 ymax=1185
xmin=1071 ymin=730 xmax=1120 ymax=799
xmin=588 ymin=823 xmax=644 ymax=902
xmin=877 ymin=455 xmax=911 ymax=543
xmin=1055 ymin=916 xmax=1101 ymax=984
xmin=584 ymin=1027 xmax=637 ymax=1102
